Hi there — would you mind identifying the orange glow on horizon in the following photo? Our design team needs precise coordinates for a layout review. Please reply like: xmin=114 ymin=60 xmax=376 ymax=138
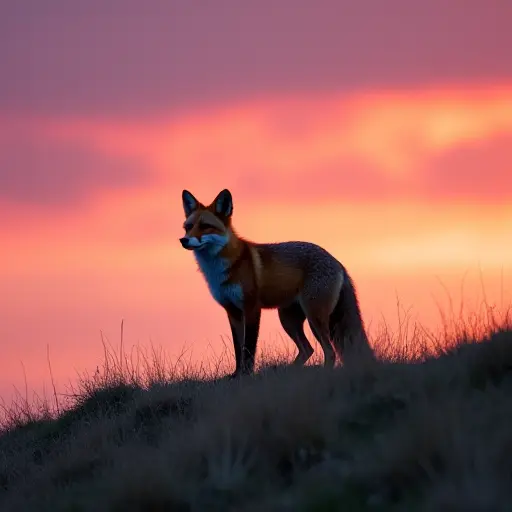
xmin=1 ymin=82 xmax=512 ymax=404
xmin=2 ymin=82 xmax=511 ymax=184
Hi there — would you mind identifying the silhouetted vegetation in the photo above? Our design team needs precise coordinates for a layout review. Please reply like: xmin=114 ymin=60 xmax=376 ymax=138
xmin=0 ymin=303 xmax=511 ymax=511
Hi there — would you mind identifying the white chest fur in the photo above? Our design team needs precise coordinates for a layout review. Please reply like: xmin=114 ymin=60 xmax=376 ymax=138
xmin=194 ymin=251 xmax=244 ymax=309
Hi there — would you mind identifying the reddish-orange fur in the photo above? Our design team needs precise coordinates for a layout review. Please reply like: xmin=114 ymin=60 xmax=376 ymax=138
xmin=180 ymin=189 xmax=372 ymax=378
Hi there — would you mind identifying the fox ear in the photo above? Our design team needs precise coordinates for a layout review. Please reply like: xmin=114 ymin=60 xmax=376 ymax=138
xmin=213 ymin=189 xmax=233 ymax=217
xmin=182 ymin=190 xmax=198 ymax=217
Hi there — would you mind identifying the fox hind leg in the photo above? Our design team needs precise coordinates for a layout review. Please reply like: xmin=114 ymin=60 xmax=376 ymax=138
xmin=300 ymin=297 xmax=336 ymax=368
xmin=307 ymin=316 xmax=336 ymax=368
xmin=278 ymin=303 xmax=314 ymax=366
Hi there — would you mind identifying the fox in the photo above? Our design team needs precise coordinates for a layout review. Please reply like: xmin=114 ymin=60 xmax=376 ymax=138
xmin=179 ymin=188 xmax=374 ymax=378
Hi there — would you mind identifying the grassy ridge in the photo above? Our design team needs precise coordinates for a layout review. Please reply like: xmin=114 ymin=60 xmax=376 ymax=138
xmin=1 ymin=312 xmax=512 ymax=511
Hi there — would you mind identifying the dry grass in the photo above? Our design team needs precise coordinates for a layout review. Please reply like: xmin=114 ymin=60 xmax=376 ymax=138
xmin=0 ymin=303 xmax=511 ymax=511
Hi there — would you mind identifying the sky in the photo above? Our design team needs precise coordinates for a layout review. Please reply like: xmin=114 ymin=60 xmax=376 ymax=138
xmin=1 ymin=1 xmax=512 ymax=405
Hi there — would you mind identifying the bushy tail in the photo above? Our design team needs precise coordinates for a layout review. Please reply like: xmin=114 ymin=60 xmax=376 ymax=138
xmin=329 ymin=268 xmax=375 ymax=365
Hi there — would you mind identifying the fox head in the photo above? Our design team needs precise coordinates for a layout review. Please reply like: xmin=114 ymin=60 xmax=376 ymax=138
xmin=179 ymin=189 xmax=234 ymax=254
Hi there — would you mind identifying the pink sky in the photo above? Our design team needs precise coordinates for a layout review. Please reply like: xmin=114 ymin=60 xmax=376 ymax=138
xmin=1 ymin=1 xmax=512 ymax=405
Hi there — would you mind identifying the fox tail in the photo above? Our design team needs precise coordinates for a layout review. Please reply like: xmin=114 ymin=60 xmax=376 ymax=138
xmin=329 ymin=269 xmax=375 ymax=365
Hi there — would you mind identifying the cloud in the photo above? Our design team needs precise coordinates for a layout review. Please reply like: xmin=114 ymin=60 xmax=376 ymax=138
xmin=1 ymin=1 xmax=511 ymax=118
xmin=2 ymin=84 xmax=511 ymax=213
xmin=0 ymin=137 xmax=151 ymax=208
xmin=168 ymin=84 xmax=512 ymax=201
xmin=231 ymin=162 xmax=400 ymax=203
xmin=419 ymin=135 xmax=512 ymax=201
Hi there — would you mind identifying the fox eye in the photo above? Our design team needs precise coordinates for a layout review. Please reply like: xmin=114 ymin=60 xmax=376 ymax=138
xmin=184 ymin=223 xmax=194 ymax=231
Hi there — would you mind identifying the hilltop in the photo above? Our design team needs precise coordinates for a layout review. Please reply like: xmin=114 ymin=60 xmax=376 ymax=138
xmin=1 ymin=319 xmax=512 ymax=511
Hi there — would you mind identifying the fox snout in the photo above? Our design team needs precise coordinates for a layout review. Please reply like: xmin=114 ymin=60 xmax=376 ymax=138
xmin=180 ymin=237 xmax=193 ymax=249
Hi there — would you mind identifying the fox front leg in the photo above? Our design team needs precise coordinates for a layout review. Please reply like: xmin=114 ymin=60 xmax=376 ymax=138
xmin=241 ymin=306 xmax=261 ymax=375
xmin=227 ymin=307 xmax=245 ymax=378
xmin=226 ymin=302 xmax=261 ymax=377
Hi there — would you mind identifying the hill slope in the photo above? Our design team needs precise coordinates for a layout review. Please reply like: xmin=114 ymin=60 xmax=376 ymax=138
xmin=1 ymin=329 xmax=512 ymax=511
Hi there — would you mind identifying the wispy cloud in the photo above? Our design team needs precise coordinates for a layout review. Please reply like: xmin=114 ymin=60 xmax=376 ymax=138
xmin=169 ymin=85 xmax=512 ymax=201
xmin=0 ymin=136 xmax=151 ymax=209
xmin=2 ymin=83 xmax=511 ymax=215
